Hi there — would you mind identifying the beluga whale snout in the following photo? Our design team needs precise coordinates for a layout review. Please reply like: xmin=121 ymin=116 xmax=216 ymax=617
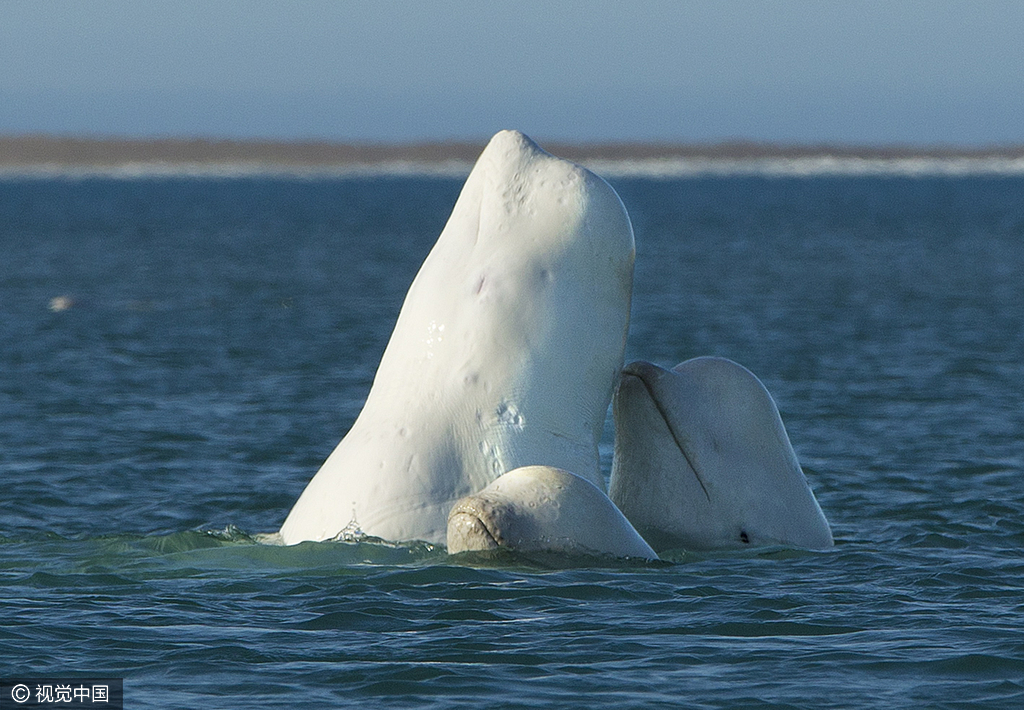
xmin=279 ymin=130 xmax=635 ymax=546
xmin=610 ymin=357 xmax=833 ymax=552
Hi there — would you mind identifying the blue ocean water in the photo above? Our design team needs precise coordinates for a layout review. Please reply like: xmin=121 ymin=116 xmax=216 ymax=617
xmin=1 ymin=172 xmax=1023 ymax=708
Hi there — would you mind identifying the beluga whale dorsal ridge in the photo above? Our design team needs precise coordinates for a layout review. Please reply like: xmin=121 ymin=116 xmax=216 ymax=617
xmin=609 ymin=357 xmax=833 ymax=552
xmin=279 ymin=130 xmax=635 ymax=546
xmin=447 ymin=465 xmax=658 ymax=560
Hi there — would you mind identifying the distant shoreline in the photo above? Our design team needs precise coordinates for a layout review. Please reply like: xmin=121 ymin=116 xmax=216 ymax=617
xmin=4 ymin=135 xmax=1024 ymax=177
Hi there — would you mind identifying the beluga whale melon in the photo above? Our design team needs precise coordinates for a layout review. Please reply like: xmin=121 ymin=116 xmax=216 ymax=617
xmin=609 ymin=357 xmax=833 ymax=552
xmin=447 ymin=465 xmax=658 ymax=560
xmin=280 ymin=130 xmax=635 ymax=546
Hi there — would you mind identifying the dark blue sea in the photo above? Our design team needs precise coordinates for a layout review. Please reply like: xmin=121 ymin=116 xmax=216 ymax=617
xmin=1 ymin=169 xmax=1022 ymax=708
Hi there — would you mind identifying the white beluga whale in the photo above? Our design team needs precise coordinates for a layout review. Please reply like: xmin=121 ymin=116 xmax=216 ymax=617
xmin=279 ymin=130 xmax=635 ymax=546
xmin=447 ymin=465 xmax=658 ymax=560
xmin=609 ymin=357 xmax=833 ymax=552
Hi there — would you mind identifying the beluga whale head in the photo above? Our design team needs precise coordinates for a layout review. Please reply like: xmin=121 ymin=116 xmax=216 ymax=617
xmin=279 ymin=130 xmax=635 ymax=546
xmin=446 ymin=465 xmax=658 ymax=560
xmin=609 ymin=357 xmax=833 ymax=552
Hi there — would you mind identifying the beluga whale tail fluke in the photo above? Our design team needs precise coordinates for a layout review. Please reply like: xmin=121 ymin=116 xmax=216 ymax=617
xmin=609 ymin=357 xmax=833 ymax=552
xmin=279 ymin=130 xmax=635 ymax=546
xmin=447 ymin=465 xmax=658 ymax=560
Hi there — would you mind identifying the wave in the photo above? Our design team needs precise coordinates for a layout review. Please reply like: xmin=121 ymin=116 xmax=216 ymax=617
xmin=589 ymin=155 xmax=1024 ymax=178
xmin=0 ymin=160 xmax=477 ymax=180
xmin=5 ymin=155 xmax=1024 ymax=180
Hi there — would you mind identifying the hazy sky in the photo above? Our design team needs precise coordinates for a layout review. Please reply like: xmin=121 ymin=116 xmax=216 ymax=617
xmin=3 ymin=0 xmax=1023 ymax=144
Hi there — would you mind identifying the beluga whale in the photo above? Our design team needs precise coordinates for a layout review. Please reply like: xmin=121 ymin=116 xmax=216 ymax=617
xmin=280 ymin=130 xmax=635 ymax=546
xmin=447 ymin=465 xmax=658 ymax=560
xmin=609 ymin=357 xmax=833 ymax=552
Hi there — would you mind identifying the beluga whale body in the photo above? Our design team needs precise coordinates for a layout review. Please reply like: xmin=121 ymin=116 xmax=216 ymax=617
xmin=279 ymin=130 xmax=635 ymax=546
xmin=609 ymin=357 xmax=833 ymax=552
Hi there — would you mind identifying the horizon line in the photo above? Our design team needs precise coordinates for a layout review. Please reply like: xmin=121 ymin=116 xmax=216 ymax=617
xmin=4 ymin=133 xmax=1024 ymax=166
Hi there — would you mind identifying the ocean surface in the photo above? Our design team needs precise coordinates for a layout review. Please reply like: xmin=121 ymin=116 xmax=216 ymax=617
xmin=1 ymin=168 xmax=1022 ymax=708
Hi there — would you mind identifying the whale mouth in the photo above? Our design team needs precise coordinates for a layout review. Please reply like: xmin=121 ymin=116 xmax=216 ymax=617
xmin=620 ymin=362 xmax=711 ymax=502
xmin=446 ymin=505 xmax=502 ymax=553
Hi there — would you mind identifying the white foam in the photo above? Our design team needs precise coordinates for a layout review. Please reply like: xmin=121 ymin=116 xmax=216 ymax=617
xmin=585 ymin=155 xmax=1024 ymax=178
xmin=3 ymin=155 xmax=1024 ymax=180
xmin=0 ymin=160 xmax=476 ymax=180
